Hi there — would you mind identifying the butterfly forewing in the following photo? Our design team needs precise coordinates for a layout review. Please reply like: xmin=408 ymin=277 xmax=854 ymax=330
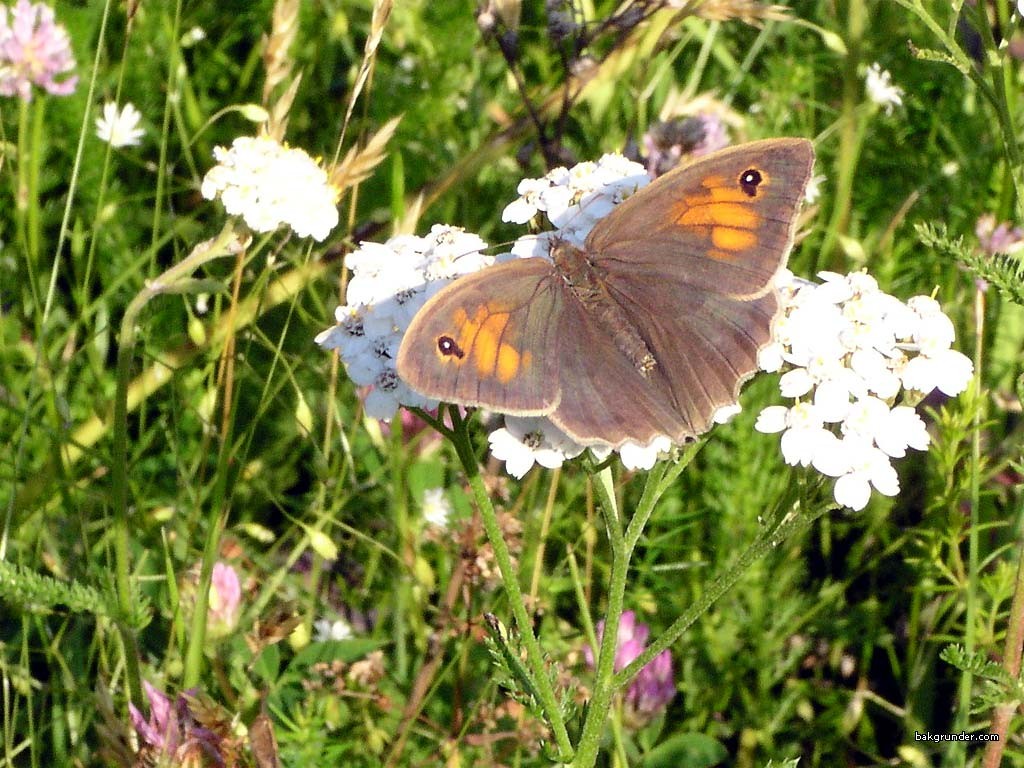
xmin=587 ymin=138 xmax=814 ymax=299
xmin=397 ymin=258 xmax=563 ymax=414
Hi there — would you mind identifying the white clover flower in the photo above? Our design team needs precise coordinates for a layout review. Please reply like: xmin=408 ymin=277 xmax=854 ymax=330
xmin=421 ymin=487 xmax=452 ymax=528
xmin=758 ymin=270 xmax=973 ymax=510
xmin=488 ymin=417 xmax=585 ymax=479
xmin=315 ymin=225 xmax=495 ymax=420
xmin=201 ymin=135 xmax=339 ymax=241
xmin=865 ymin=63 xmax=904 ymax=115
xmin=95 ymin=102 xmax=144 ymax=148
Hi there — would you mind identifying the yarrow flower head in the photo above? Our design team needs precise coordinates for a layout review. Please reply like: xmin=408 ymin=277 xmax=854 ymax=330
xmin=95 ymin=101 xmax=144 ymax=148
xmin=201 ymin=135 xmax=340 ymax=241
xmin=755 ymin=269 xmax=973 ymax=511
xmin=315 ymin=224 xmax=492 ymax=418
xmin=0 ymin=0 xmax=77 ymax=100
xmin=583 ymin=611 xmax=675 ymax=726
xmin=865 ymin=63 xmax=904 ymax=115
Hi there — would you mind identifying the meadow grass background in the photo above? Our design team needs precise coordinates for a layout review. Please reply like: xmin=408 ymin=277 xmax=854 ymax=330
xmin=1 ymin=0 xmax=1022 ymax=765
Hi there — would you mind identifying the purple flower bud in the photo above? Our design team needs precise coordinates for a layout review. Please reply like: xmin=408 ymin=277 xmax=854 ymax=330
xmin=584 ymin=610 xmax=676 ymax=724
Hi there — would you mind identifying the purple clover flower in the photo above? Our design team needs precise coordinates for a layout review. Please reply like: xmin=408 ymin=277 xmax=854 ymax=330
xmin=585 ymin=610 xmax=675 ymax=723
xmin=129 ymin=681 xmax=225 ymax=766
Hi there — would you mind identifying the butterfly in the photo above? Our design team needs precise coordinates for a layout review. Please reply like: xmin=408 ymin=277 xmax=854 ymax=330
xmin=397 ymin=138 xmax=815 ymax=448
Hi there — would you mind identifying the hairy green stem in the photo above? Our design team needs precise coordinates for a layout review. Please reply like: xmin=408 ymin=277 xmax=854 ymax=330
xmin=613 ymin=502 xmax=833 ymax=690
xmin=448 ymin=411 xmax=573 ymax=760
xmin=571 ymin=466 xmax=630 ymax=768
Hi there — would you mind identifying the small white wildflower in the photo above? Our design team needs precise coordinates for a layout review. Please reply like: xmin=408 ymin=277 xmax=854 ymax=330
xmin=201 ymin=136 xmax=340 ymax=241
xmin=804 ymin=174 xmax=825 ymax=205
xmin=314 ymin=617 xmax=353 ymax=642
xmin=865 ymin=63 xmax=904 ymax=115
xmin=618 ymin=435 xmax=673 ymax=471
xmin=95 ymin=102 xmax=145 ymax=148
xmin=182 ymin=26 xmax=206 ymax=45
xmin=832 ymin=439 xmax=900 ymax=511
xmin=421 ymin=487 xmax=452 ymax=528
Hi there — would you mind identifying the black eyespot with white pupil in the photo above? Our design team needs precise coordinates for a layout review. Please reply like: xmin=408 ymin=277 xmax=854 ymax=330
xmin=739 ymin=168 xmax=763 ymax=197
xmin=437 ymin=335 xmax=465 ymax=359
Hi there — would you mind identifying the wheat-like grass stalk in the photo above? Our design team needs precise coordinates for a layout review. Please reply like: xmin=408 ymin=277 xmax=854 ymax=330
xmin=262 ymin=0 xmax=300 ymax=140
xmin=328 ymin=115 xmax=402 ymax=194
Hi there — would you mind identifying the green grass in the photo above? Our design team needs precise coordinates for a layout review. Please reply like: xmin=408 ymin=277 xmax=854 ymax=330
xmin=1 ymin=0 xmax=1022 ymax=766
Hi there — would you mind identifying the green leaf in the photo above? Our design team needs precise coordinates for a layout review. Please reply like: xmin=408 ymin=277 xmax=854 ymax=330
xmin=641 ymin=733 xmax=728 ymax=768
xmin=289 ymin=638 xmax=383 ymax=669
xmin=253 ymin=643 xmax=281 ymax=684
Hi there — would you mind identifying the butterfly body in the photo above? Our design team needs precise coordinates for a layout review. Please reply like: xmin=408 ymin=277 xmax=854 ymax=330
xmin=397 ymin=138 xmax=815 ymax=448
xmin=551 ymin=240 xmax=658 ymax=376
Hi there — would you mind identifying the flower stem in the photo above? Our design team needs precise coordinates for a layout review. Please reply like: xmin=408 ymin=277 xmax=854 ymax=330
xmin=981 ymin=500 xmax=1024 ymax=767
xmin=112 ymin=223 xmax=243 ymax=701
xmin=571 ymin=465 xmax=631 ymax=768
xmin=613 ymin=501 xmax=834 ymax=691
xmin=447 ymin=410 xmax=573 ymax=761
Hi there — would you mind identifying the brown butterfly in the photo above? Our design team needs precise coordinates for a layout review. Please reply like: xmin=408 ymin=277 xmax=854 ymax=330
xmin=397 ymin=138 xmax=814 ymax=448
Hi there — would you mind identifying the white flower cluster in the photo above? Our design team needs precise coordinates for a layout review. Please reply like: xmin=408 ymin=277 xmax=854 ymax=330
xmin=502 ymin=153 xmax=650 ymax=246
xmin=314 ymin=224 xmax=492 ymax=419
xmin=755 ymin=270 xmax=973 ymax=511
xmin=201 ymin=136 xmax=340 ymax=241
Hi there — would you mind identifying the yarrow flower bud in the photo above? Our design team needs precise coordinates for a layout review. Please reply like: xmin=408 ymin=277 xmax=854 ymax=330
xmin=0 ymin=0 xmax=77 ymax=101
xmin=201 ymin=136 xmax=340 ymax=241
xmin=755 ymin=269 xmax=973 ymax=511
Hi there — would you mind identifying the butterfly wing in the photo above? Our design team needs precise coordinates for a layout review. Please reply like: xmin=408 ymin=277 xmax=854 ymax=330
xmin=397 ymin=258 xmax=563 ymax=414
xmin=588 ymin=138 xmax=814 ymax=298
xmin=588 ymin=138 xmax=813 ymax=438
xmin=547 ymin=296 xmax=692 ymax=446
xmin=607 ymin=282 xmax=779 ymax=437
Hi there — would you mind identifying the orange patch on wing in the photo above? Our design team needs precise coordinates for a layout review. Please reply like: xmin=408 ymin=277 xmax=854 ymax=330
xmin=495 ymin=345 xmax=525 ymax=383
xmin=448 ymin=305 xmax=528 ymax=382
xmin=474 ymin=312 xmax=510 ymax=376
xmin=676 ymin=202 xmax=760 ymax=229
xmin=712 ymin=226 xmax=758 ymax=251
